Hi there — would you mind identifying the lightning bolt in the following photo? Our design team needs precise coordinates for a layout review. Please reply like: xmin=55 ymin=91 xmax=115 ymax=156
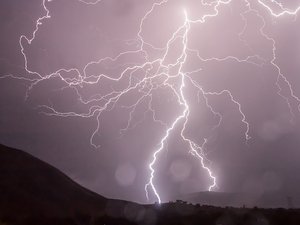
xmin=245 ymin=0 xmax=300 ymax=120
xmin=77 ymin=0 xmax=103 ymax=5
xmin=2 ymin=0 xmax=300 ymax=204
xmin=145 ymin=0 xmax=252 ymax=203
xmin=257 ymin=0 xmax=300 ymax=17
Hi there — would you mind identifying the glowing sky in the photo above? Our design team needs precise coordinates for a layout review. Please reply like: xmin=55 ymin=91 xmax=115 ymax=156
xmin=1 ymin=0 xmax=300 ymax=204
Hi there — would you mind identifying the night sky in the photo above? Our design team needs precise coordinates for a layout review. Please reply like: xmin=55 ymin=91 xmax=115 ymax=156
xmin=1 ymin=0 xmax=300 ymax=204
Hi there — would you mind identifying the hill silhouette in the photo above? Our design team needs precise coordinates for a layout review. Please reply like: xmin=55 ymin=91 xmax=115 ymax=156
xmin=0 ymin=143 xmax=300 ymax=225
xmin=0 ymin=144 xmax=108 ymax=216
xmin=0 ymin=144 xmax=139 ymax=225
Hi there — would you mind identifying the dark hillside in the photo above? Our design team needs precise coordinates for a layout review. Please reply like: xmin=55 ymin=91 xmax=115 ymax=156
xmin=0 ymin=144 xmax=107 ymax=218
xmin=0 ymin=144 xmax=300 ymax=225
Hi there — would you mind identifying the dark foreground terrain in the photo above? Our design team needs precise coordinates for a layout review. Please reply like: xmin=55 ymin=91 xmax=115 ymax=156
xmin=0 ymin=144 xmax=299 ymax=225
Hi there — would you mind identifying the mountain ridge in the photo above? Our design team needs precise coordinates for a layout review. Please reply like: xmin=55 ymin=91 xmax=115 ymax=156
xmin=0 ymin=143 xmax=108 ymax=218
xmin=1 ymin=143 xmax=300 ymax=225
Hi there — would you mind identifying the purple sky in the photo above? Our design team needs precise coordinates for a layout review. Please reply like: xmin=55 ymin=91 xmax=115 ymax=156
xmin=1 ymin=0 xmax=300 ymax=204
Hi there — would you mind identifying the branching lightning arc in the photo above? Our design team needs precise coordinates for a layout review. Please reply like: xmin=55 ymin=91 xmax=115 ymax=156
xmin=2 ymin=0 xmax=300 ymax=203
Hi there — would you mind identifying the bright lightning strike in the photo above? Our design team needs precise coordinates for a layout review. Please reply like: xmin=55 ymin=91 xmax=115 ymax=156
xmin=258 ymin=0 xmax=300 ymax=17
xmin=2 ymin=0 xmax=300 ymax=204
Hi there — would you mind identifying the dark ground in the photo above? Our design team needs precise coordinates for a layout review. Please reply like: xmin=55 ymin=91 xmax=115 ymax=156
xmin=0 ymin=144 xmax=300 ymax=225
